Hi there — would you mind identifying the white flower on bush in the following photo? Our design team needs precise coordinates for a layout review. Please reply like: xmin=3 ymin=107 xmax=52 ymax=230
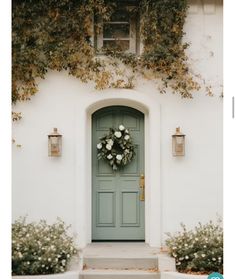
xmin=106 ymin=144 xmax=112 ymax=150
xmin=107 ymin=154 xmax=113 ymax=160
xmin=114 ymin=131 xmax=122 ymax=138
xmin=201 ymin=254 xmax=206 ymax=258
xmin=185 ymin=255 xmax=189 ymax=259
xmin=119 ymin=125 xmax=125 ymax=131
xmin=124 ymin=135 xmax=130 ymax=140
xmin=116 ymin=154 xmax=122 ymax=161
xmin=97 ymin=143 xmax=102 ymax=149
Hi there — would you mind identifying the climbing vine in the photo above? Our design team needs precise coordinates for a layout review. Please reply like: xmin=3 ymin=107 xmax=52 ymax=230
xmin=12 ymin=0 xmax=201 ymax=105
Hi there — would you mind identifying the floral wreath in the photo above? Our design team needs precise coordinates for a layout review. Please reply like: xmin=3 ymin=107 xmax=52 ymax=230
xmin=97 ymin=125 xmax=135 ymax=170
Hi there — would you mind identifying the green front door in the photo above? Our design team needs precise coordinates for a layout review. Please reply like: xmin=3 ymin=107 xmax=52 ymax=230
xmin=92 ymin=106 xmax=145 ymax=240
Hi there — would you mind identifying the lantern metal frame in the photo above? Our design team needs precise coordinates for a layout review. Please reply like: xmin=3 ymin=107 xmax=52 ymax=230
xmin=48 ymin=128 xmax=62 ymax=157
xmin=172 ymin=127 xmax=185 ymax=156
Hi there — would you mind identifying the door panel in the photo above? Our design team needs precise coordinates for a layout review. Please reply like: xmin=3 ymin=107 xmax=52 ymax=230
xmin=92 ymin=106 xmax=145 ymax=240
xmin=121 ymin=191 xmax=140 ymax=226
xmin=96 ymin=192 xmax=115 ymax=226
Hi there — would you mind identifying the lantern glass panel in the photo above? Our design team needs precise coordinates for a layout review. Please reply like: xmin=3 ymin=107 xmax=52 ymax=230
xmin=176 ymin=137 xmax=183 ymax=144
xmin=51 ymin=136 xmax=58 ymax=145
xmin=176 ymin=143 xmax=183 ymax=153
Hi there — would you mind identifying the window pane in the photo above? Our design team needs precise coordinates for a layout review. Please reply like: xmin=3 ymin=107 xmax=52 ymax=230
xmin=103 ymin=23 xmax=130 ymax=39
xmin=103 ymin=40 xmax=130 ymax=51
xmin=110 ymin=10 xmax=129 ymax=22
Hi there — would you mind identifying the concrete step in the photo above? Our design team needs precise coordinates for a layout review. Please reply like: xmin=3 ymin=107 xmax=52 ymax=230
xmin=83 ymin=257 xmax=158 ymax=269
xmin=80 ymin=268 xmax=160 ymax=279
xmin=80 ymin=243 xmax=176 ymax=278
xmin=83 ymin=254 xmax=175 ymax=271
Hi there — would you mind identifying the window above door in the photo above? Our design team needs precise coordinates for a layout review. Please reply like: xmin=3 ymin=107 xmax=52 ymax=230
xmin=95 ymin=5 xmax=139 ymax=54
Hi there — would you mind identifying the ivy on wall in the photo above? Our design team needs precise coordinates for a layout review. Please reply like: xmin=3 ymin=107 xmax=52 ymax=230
xmin=12 ymin=0 xmax=201 ymax=104
xmin=140 ymin=0 xmax=200 ymax=97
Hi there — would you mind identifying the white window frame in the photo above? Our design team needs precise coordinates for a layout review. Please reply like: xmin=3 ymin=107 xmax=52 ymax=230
xmin=96 ymin=6 xmax=138 ymax=54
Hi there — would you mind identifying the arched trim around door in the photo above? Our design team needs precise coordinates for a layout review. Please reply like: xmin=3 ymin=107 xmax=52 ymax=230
xmin=74 ymin=92 xmax=161 ymax=248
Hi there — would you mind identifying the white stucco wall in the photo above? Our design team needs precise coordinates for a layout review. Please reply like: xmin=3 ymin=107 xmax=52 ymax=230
xmin=12 ymin=1 xmax=223 ymax=248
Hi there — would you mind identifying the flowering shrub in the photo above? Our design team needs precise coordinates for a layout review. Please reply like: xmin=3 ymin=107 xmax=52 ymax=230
xmin=166 ymin=220 xmax=223 ymax=274
xmin=12 ymin=218 xmax=78 ymax=275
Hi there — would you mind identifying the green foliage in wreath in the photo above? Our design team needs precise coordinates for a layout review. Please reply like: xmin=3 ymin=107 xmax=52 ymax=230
xmin=97 ymin=125 xmax=135 ymax=170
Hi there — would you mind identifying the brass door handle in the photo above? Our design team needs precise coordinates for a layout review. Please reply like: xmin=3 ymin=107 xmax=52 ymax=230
xmin=140 ymin=174 xmax=145 ymax=201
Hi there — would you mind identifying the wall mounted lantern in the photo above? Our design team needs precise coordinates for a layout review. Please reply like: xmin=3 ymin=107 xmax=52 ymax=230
xmin=48 ymin=128 xmax=62 ymax=157
xmin=172 ymin=127 xmax=185 ymax=156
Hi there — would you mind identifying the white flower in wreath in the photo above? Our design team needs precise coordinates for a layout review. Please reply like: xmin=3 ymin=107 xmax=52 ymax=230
xmin=116 ymin=154 xmax=123 ymax=161
xmin=106 ymin=144 xmax=112 ymax=150
xmin=124 ymin=149 xmax=130 ymax=154
xmin=107 ymin=154 xmax=113 ymax=160
xmin=107 ymin=139 xmax=114 ymax=146
xmin=114 ymin=131 xmax=122 ymax=138
xmin=125 ymin=129 xmax=129 ymax=133
xmin=124 ymin=135 xmax=130 ymax=140
xmin=97 ymin=143 xmax=102 ymax=149
xmin=119 ymin=125 xmax=125 ymax=131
